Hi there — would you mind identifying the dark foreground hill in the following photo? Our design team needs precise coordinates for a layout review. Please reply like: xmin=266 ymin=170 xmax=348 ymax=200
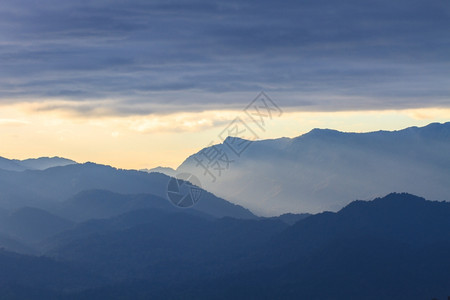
xmin=0 ymin=193 xmax=448 ymax=299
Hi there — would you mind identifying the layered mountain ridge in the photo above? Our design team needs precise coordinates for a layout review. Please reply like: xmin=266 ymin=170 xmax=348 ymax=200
xmin=177 ymin=122 xmax=450 ymax=215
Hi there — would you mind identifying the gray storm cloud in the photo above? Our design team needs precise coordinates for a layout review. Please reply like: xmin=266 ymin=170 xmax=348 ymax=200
xmin=0 ymin=0 xmax=449 ymax=115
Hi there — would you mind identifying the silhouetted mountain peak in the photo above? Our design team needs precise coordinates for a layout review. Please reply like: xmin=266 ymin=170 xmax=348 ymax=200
xmin=82 ymin=162 xmax=112 ymax=169
xmin=0 ymin=157 xmax=25 ymax=171
xmin=142 ymin=166 xmax=177 ymax=177
xmin=301 ymin=122 xmax=450 ymax=139
xmin=302 ymin=128 xmax=342 ymax=138
xmin=18 ymin=157 xmax=76 ymax=170
xmin=223 ymin=136 xmax=251 ymax=144
xmin=374 ymin=192 xmax=426 ymax=204
xmin=337 ymin=193 xmax=443 ymax=220
xmin=0 ymin=156 xmax=77 ymax=171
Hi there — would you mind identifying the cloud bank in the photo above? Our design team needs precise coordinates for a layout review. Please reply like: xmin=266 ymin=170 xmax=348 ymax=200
xmin=0 ymin=0 xmax=449 ymax=115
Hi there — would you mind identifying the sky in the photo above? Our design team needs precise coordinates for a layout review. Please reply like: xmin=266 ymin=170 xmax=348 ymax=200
xmin=0 ymin=0 xmax=449 ymax=169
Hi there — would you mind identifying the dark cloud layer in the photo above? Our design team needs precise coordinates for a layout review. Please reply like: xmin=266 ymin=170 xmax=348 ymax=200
xmin=0 ymin=0 xmax=449 ymax=114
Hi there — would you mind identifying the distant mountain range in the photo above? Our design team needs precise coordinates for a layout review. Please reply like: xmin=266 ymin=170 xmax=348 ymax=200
xmin=0 ymin=162 xmax=255 ymax=221
xmin=1 ymin=123 xmax=448 ymax=299
xmin=0 ymin=156 xmax=76 ymax=171
xmin=140 ymin=166 xmax=177 ymax=177
xmin=2 ymin=122 xmax=449 ymax=217
xmin=178 ymin=122 xmax=450 ymax=215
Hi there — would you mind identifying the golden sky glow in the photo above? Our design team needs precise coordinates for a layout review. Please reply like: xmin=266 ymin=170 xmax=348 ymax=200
xmin=1 ymin=101 xmax=449 ymax=170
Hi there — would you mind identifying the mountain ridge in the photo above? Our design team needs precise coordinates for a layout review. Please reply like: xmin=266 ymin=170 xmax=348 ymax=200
xmin=4 ymin=192 xmax=447 ymax=300
xmin=0 ymin=163 xmax=256 ymax=219
xmin=177 ymin=122 xmax=450 ymax=215
xmin=0 ymin=156 xmax=77 ymax=172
